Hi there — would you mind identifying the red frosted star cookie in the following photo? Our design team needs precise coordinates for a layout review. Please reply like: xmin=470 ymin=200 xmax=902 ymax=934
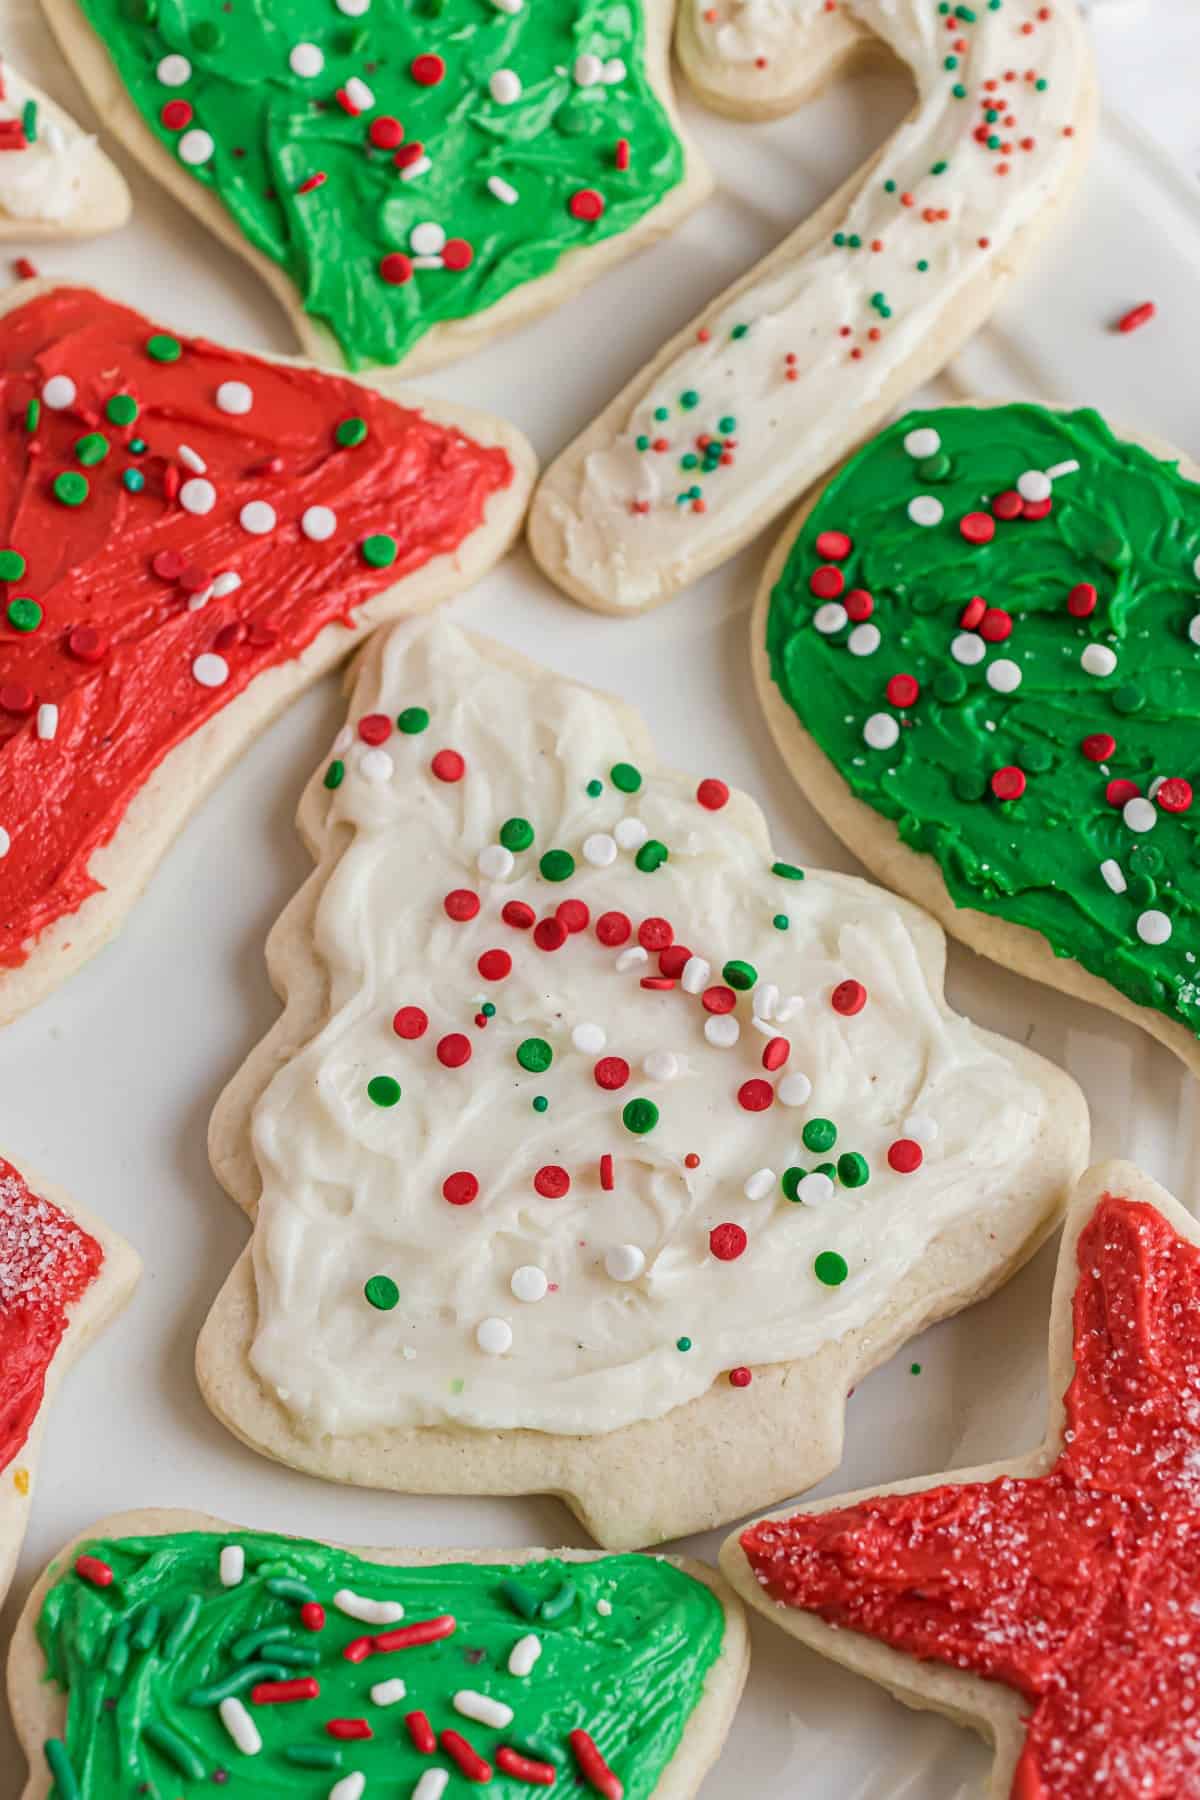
xmin=721 ymin=1160 xmax=1200 ymax=1799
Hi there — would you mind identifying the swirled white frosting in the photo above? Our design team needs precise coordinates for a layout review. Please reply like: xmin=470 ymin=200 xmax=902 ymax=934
xmin=0 ymin=62 xmax=99 ymax=223
xmin=540 ymin=0 xmax=1088 ymax=608
xmin=246 ymin=617 xmax=1061 ymax=1437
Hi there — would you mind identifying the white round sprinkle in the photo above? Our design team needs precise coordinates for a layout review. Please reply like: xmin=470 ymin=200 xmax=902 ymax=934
xmin=614 ymin=817 xmax=648 ymax=851
xmin=1137 ymin=909 xmax=1172 ymax=946
xmin=476 ymin=1317 xmax=512 ymax=1355
xmin=410 ymin=221 xmax=446 ymax=256
xmin=1100 ymin=858 xmax=1127 ymax=895
xmin=1017 ymin=469 xmax=1052 ymax=503
xmin=178 ymin=443 xmax=206 ymax=474
xmin=903 ymin=427 xmax=941 ymax=459
xmin=744 ymin=1167 xmax=776 ymax=1201
xmin=371 ymin=1678 xmax=407 ymax=1707
xmin=643 ymin=1050 xmax=679 ymax=1081
xmin=332 ymin=1776 xmax=367 ymax=1800
xmin=187 ymin=586 xmax=213 ymax=611
xmin=218 ymin=1697 xmax=262 ymax=1756
xmin=178 ymin=128 xmax=215 ymax=166
xmin=289 ymin=41 xmax=325 ymax=76
xmin=192 ymin=652 xmax=229 ymax=689
xmin=848 ymin=623 xmax=881 ymax=657
xmin=798 ymin=1172 xmax=835 ymax=1205
xmin=704 ymin=1014 xmax=740 ymax=1048
xmin=951 ymin=631 xmax=985 ymax=666
xmin=603 ymin=56 xmax=627 ymax=82
xmin=986 ymin=658 xmax=1022 ymax=694
xmin=219 ymin=1545 xmax=245 ymax=1587
xmin=42 ymin=375 xmax=76 ymax=410
xmin=334 ymin=1589 xmax=404 ymax=1625
xmin=582 ymin=831 xmax=617 ymax=867
xmin=1148 ymin=776 xmax=1166 ymax=801
xmin=574 ymin=52 xmax=604 ymax=84
xmin=863 ymin=712 xmax=899 ymax=751
xmin=344 ymin=75 xmax=375 ymax=110
xmin=1081 ymin=643 xmax=1117 ymax=678
xmin=776 ymin=1071 xmax=813 ymax=1107
xmin=596 ymin=1599 xmax=613 ymax=1616
xmin=211 ymin=571 xmax=241 ymax=598
xmin=301 ymin=504 xmax=337 ymax=542
xmin=902 ymin=1113 xmax=939 ymax=1145
xmin=157 ymin=52 xmax=192 ymax=86
xmin=1193 ymin=552 xmax=1200 ymax=582
xmin=179 ymin=477 xmax=216 ymax=516
xmin=216 ymin=380 xmax=253 ymax=415
xmin=360 ymin=749 xmax=394 ymax=784
xmin=489 ymin=68 xmax=522 ymax=103
xmin=572 ymin=1022 xmax=606 ymax=1054
xmin=454 ymin=1692 xmax=514 ymax=1730
xmin=336 ymin=0 xmax=370 ymax=12
xmin=908 ymin=495 xmax=944 ymax=527
xmin=478 ymin=844 xmax=515 ymax=880
xmin=511 ymin=1265 xmax=548 ymax=1303
xmin=681 ymin=955 xmax=710 ymax=994
xmin=1189 ymin=614 xmax=1200 ymax=647
xmin=240 ymin=500 xmax=276 ymax=535
xmin=0 ymin=827 xmax=11 ymax=859
xmin=605 ymin=1244 xmax=645 ymax=1282
xmin=400 ymin=155 xmax=432 ymax=181
xmin=752 ymin=982 xmax=780 ymax=1021
xmin=615 ymin=945 xmax=648 ymax=973
xmin=508 ymin=1634 xmax=542 ymax=1677
xmin=1123 ymin=796 xmax=1156 ymax=833
xmin=813 ymin=602 xmax=848 ymax=635
xmin=488 ymin=176 xmax=519 ymax=204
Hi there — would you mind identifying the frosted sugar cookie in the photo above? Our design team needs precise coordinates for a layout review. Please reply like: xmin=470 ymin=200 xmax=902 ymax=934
xmin=0 ymin=55 xmax=129 ymax=237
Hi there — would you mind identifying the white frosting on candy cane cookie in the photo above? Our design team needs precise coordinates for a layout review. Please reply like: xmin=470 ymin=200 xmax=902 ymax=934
xmin=530 ymin=0 xmax=1092 ymax=611
xmin=244 ymin=617 xmax=1068 ymax=1438
xmin=0 ymin=60 xmax=102 ymax=223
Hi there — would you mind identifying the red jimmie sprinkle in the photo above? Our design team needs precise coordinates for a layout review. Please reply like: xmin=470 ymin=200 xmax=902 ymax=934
xmin=615 ymin=137 xmax=630 ymax=170
xmin=407 ymin=1711 xmax=437 ymax=1754
xmin=444 ymin=888 xmax=480 ymax=922
xmin=295 ymin=172 xmax=327 ymax=195
xmin=1157 ymin=778 xmax=1193 ymax=814
xmin=596 ymin=911 xmax=632 ymax=947
xmin=534 ymin=917 xmax=567 ymax=952
xmin=74 ymin=1555 xmax=114 ymax=1588
xmin=831 ymin=978 xmax=867 ymax=1016
xmin=762 ymin=1036 xmax=790 ymax=1072
xmin=600 ymin=1152 xmax=614 ymax=1191
xmin=570 ymin=1729 xmax=624 ymax=1800
xmin=888 ymin=1138 xmax=924 ymax=1174
xmin=503 ymin=900 xmax=536 ymax=931
xmin=442 ymin=1730 xmax=493 ymax=1782
xmin=343 ymin=1636 xmax=373 ymax=1664
xmin=251 ymin=1678 xmax=320 ymax=1704
xmin=301 ymin=1602 xmax=326 ymax=1632
xmin=328 ymin=1718 xmax=373 ymax=1741
xmin=815 ymin=529 xmax=853 ymax=560
xmin=886 ymin=673 xmax=920 ymax=708
xmin=497 ymin=1747 xmax=557 ymax=1786
xmin=809 ymin=564 xmax=844 ymax=599
xmin=443 ymin=1171 xmax=480 ymax=1206
xmin=710 ymin=1222 xmax=748 ymax=1261
xmin=478 ymin=948 xmax=512 ymax=981
xmin=594 ymin=1056 xmax=630 ymax=1091
xmin=1116 ymin=301 xmax=1156 ymax=334
xmin=991 ymin=765 xmax=1027 ymax=802
xmin=558 ymin=898 xmax=590 ymax=934
xmin=534 ymin=1166 xmax=570 ymax=1199
xmin=1081 ymin=733 xmax=1115 ymax=763
xmin=358 ymin=712 xmax=392 ymax=745
xmin=431 ymin=748 xmax=466 ymax=782
xmin=738 ymin=1078 xmax=774 ymax=1113
xmin=374 ymin=1615 xmax=457 ymax=1652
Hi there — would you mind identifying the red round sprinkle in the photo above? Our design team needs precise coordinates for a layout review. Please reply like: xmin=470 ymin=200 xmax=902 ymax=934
xmin=534 ymin=917 xmax=567 ymax=952
xmin=762 ymin=1036 xmax=789 ymax=1072
xmin=831 ymin=978 xmax=867 ymax=1016
xmin=599 ymin=1153 xmax=614 ymax=1191
xmin=638 ymin=916 xmax=674 ymax=951
xmin=1068 ymin=582 xmax=1097 ymax=618
xmin=641 ymin=975 xmax=675 ymax=991
xmin=477 ymin=948 xmax=512 ymax=981
xmin=503 ymin=900 xmax=536 ymax=930
xmin=67 ymin=624 xmax=107 ymax=662
xmin=431 ymin=748 xmax=465 ymax=783
xmin=728 ymin=1366 xmax=753 ymax=1388
xmin=701 ymin=985 xmax=736 ymax=1015
xmin=393 ymin=141 xmax=425 ymax=170
xmin=1157 ymin=777 xmax=1193 ymax=814
xmin=959 ymin=596 xmax=986 ymax=630
xmin=594 ymin=1056 xmax=630 ymax=1091
xmin=369 ymin=115 xmax=404 ymax=148
xmin=393 ymin=1005 xmax=429 ymax=1039
xmin=556 ymin=899 xmax=590 ymax=934
xmin=684 ymin=1152 xmax=701 ymax=1170
xmin=710 ymin=1222 xmax=748 ymax=1261
xmin=442 ymin=238 xmax=474 ymax=271
xmin=301 ymin=1602 xmax=326 ymax=1632
xmin=815 ymin=529 xmax=853 ymax=561
xmin=1106 ymin=778 xmax=1140 ymax=808
xmin=844 ymin=588 xmax=873 ymax=622
xmin=738 ymin=1078 xmax=774 ymax=1113
xmin=659 ymin=944 xmax=691 ymax=977
xmin=534 ymin=1165 xmax=570 ymax=1199
xmin=991 ymin=765 xmax=1026 ymax=801
xmin=380 ymin=252 xmax=414 ymax=286
xmin=437 ymin=1033 xmax=471 ymax=1068
xmin=179 ymin=564 xmax=211 ymax=593
xmin=443 ymin=1171 xmax=479 ymax=1206
xmin=991 ymin=490 xmax=1023 ymax=521
xmin=358 ymin=712 xmax=392 ymax=745
xmin=444 ymin=889 xmax=480 ymax=922
xmin=886 ymin=673 xmax=920 ymax=708
xmin=960 ymin=512 xmax=996 ymax=544
xmin=569 ymin=187 xmax=605 ymax=221
xmin=809 ymin=564 xmax=844 ymax=600
xmin=979 ymin=608 xmax=1012 ymax=643
xmin=160 ymin=98 xmax=193 ymax=130
xmin=1081 ymin=733 xmax=1116 ymax=762
xmin=887 ymin=1138 xmax=924 ymax=1173
xmin=411 ymin=52 xmax=445 ymax=84
xmin=596 ymin=910 xmax=632 ymax=947
xmin=696 ymin=777 xmax=730 ymax=811
xmin=152 ymin=549 xmax=186 ymax=580
xmin=1022 ymin=497 xmax=1053 ymax=521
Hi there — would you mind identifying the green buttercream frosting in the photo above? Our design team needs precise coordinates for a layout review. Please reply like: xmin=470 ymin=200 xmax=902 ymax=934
xmin=76 ymin=0 xmax=686 ymax=368
xmin=765 ymin=403 xmax=1200 ymax=1040
xmin=37 ymin=1528 xmax=724 ymax=1795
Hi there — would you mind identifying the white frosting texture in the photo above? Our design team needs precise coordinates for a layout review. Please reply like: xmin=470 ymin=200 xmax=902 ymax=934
xmin=541 ymin=0 xmax=1087 ymax=607
xmin=0 ymin=61 xmax=99 ymax=223
xmin=246 ymin=618 xmax=1058 ymax=1438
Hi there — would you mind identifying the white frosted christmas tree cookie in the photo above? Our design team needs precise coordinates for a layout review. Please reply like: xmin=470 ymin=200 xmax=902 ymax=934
xmin=0 ymin=56 xmax=129 ymax=238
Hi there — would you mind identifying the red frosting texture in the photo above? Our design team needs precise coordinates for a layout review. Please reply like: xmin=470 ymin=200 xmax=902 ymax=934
xmin=741 ymin=1196 xmax=1200 ymax=1798
xmin=0 ymin=287 xmax=514 ymax=967
xmin=0 ymin=1157 xmax=103 ymax=1475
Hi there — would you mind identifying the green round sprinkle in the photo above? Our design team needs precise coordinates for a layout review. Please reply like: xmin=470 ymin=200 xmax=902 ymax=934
xmin=883 ymin=178 xmax=897 ymax=192
xmin=106 ymin=394 xmax=138 ymax=426
xmin=635 ymin=840 xmax=668 ymax=872
xmin=680 ymin=390 xmax=699 ymax=410
xmin=952 ymin=82 xmax=967 ymax=98
xmin=323 ymin=759 xmax=345 ymax=790
xmin=75 ymin=432 xmax=109 ymax=467
xmin=934 ymin=668 xmax=968 ymax=704
xmin=146 ymin=332 xmax=181 ymax=363
xmin=532 ymin=1095 xmax=549 ymax=1113
xmin=517 ymin=1037 xmax=553 ymax=1073
xmin=362 ymin=533 xmax=398 ymax=567
xmin=837 ymin=1151 xmax=870 ymax=1189
xmin=722 ymin=959 xmax=757 ymax=991
xmin=367 ymin=1075 xmax=401 ymax=1107
xmin=910 ymin=1362 xmax=922 ymax=1375
xmin=730 ymin=322 xmax=749 ymax=339
xmin=586 ymin=778 xmax=603 ymax=797
xmin=191 ymin=17 xmax=221 ymax=46
xmin=397 ymin=706 xmax=429 ymax=734
xmin=0 ymin=550 xmax=26 ymax=581
xmin=718 ymin=415 xmax=736 ymax=434
xmin=129 ymin=436 xmax=147 ymax=454
xmin=953 ymin=770 xmax=988 ymax=803
xmin=53 ymin=472 xmax=88 ymax=506
xmin=610 ymin=761 xmax=642 ymax=793
xmin=6 ymin=598 xmax=41 ymax=632
xmin=814 ymin=1250 xmax=849 ymax=1287
xmin=917 ymin=451 xmax=952 ymax=481
xmin=654 ymin=406 xmax=669 ymax=422
xmin=931 ymin=159 xmax=948 ymax=175
xmin=676 ymin=1336 xmax=692 ymax=1352
xmin=622 ymin=1097 xmax=659 ymax=1135
xmin=1112 ymin=684 xmax=1145 ymax=715
xmin=539 ymin=848 xmax=575 ymax=882
xmin=681 ymin=453 xmax=698 ymax=471
xmin=122 ymin=469 xmax=146 ymax=493
xmin=336 ymin=416 xmax=368 ymax=447
xmin=364 ymin=1274 xmax=399 ymax=1311
xmin=772 ymin=914 xmax=789 ymax=931
xmin=636 ymin=434 xmax=650 ymax=452
xmin=772 ymin=860 xmax=805 ymax=880
xmin=802 ymin=1117 xmax=837 ymax=1153
xmin=481 ymin=1002 xmax=496 ymax=1017
xmin=781 ymin=1167 xmax=805 ymax=1201
xmin=500 ymin=817 xmax=535 ymax=852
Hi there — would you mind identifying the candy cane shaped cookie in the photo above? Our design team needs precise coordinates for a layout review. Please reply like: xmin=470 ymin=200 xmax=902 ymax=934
xmin=530 ymin=0 xmax=1096 ymax=613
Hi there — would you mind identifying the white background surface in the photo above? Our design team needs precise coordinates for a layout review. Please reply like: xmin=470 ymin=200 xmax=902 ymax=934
xmin=2 ymin=0 xmax=1199 ymax=1793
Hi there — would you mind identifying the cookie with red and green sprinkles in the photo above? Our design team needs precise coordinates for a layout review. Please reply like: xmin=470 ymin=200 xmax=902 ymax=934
xmin=758 ymin=402 xmax=1200 ymax=1075
xmin=49 ymin=0 xmax=705 ymax=369
xmin=202 ymin=613 xmax=1086 ymax=1547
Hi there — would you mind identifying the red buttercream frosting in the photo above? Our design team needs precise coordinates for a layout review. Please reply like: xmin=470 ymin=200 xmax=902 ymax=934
xmin=0 ymin=1156 xmax=103 ymax=1475
xmin=0 ymin=287 xmax=514 ymax=967
xmin=741 ymin=1196 xmax=1200 ymax=1798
